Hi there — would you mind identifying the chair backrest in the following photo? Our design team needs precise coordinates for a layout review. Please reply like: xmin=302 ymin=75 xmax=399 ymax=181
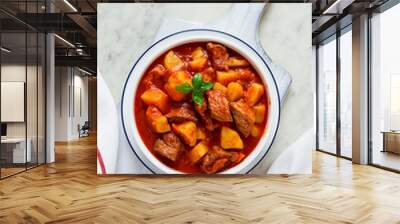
xmin=82 ymin=121 xmax=90 ymax=129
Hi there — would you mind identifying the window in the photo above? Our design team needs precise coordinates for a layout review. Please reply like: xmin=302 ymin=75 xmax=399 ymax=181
xmin=0 ymin=1 xmax=47 ymax=179
xmin=390 ymin=74 xmax=400 ymax=130
xmin=370 ymin=2 xmax=400 ymax=171
xmin=318 ymin=37 xmax=337 ymax=154
xmin=339 ymin=28 xmax=352 ymax=158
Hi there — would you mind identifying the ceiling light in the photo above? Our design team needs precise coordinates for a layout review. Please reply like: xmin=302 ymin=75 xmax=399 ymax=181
xmin=322 ymin=0 xmax=354 ymax=15
xmin=63 ymin=0 xmax=78 ymax=12
xmin=78 ymin=67 xmax=92 ymax=76
xmin=54 ymin=34 xmax=75 ymax=48
xmin=1 ymin=47 xmax=11 ymax=53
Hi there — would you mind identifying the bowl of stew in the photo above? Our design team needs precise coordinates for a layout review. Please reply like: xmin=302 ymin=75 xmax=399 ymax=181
xmin=121 ymin=30 xmax=280 ymax=174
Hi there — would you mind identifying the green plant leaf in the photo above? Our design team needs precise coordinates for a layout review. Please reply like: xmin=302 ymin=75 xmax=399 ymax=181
xmin=174 ymin=73 xmax=213 ymax=106
xmin=192 ymin=73 xmax=203 ymax=89
xmin=192 ymin=90 xmax=204 ymax=106
xmin=175 ymin=83 xmax=193 ymax=94
xmin=200 ymin=82 xmax=214 ymax=91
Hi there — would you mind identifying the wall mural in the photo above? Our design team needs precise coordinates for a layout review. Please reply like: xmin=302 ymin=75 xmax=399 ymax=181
xmin=97 ymin=3 xmax=314 ymax=175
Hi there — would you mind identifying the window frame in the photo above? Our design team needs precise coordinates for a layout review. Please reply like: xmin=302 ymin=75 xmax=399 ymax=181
xmin=316 ymin=24 xmax=353 ymax=161
xmin=367 ymin=1 xmax=400 ymax=173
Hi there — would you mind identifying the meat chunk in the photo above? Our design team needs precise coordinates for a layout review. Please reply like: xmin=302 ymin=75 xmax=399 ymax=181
xmin=201 ymin=146 xmax=236 ymax=174
xmin=207 ymin=90 xmax=232 ymax=122
xmin=236 ymin=68 xmax=256 ymax=88
xmin=165 ymin=106 xmax=198 ymax=123
xmin=207 ymin=42 xmax=229 ymax=71
xmin=142 ymin=64 xmax=169 ymax=89
xmin=230 ymin=99 xmax=256 ymax=137
xmin=201 ymin=67 xmax=215 ymax=83
xmin=195 ymin=100 xmax=217 ymax=131
xmin=163 ymin=132 xmax=184 ymax=152
xmin=149 ymin=64 xmax=168 ymax=81
xmin=153 ymin=133 xmax=184 ymax=161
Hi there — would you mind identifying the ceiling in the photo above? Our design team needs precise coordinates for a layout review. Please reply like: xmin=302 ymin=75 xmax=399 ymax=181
xmin=0 ymin=0 xmax=394 ymax=73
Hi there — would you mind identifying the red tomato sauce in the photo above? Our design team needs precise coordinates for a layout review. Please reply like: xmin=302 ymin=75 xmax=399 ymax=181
xmin=134 ymin=42 xmax=269 ymax=173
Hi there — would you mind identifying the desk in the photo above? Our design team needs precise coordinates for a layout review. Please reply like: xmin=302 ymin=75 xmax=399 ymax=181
xmin=382 ymin=131 xmax=400 ymax=154
xmin=1 ymin=138 xmax=31 ymax=163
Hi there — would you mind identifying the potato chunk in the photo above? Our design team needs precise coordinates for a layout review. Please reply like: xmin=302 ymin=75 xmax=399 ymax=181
xmin=196 ymin=127 xmax=207 ymax=140
xmin=245 ymin=83 xmax=264 ymax=106
xmin=172 ymin=121 xmax=197 ymax=146
xmin=190 ymin=47 xmax=208 ymax=72
xmin=213 ymin=82 xmax=227 ymax=94
xmin=216 ymin=70 xmax=239 ymax=85
xmin=164 ymin=51 xmax=184 ymax=72
xmin=146 ymin=106 xmax=170 ymax=133
xmin=226 ymin=82 xmax=244 ymax=102
xmin=250 ymin=126 xmax=260 ymax=137
xmin=253 ymin=104 xmax=266 ymax=123
xmin=188 ymin=141 xmax=209 ymax=164
xmin=164 ymin=70 xmax=192 ymax=101
xmin=220 ymin=126 xmax=243 ymax=150
xmin=227 ymin=57 xmax=249 ymax=67
xmin=140 ymin=87 xmax=169 ymax=112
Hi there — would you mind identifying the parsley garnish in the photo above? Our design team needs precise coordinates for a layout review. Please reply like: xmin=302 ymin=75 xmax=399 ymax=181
xmin=175 ymin=73 xmax=214 ymax=106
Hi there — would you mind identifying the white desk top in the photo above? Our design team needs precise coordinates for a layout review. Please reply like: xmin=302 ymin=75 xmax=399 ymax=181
xmin=1 ymin=138 xmax=27 ymax=144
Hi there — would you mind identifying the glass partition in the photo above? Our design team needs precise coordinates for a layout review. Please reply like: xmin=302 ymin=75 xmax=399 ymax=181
xmin=339 ymin=28 xmax=352 ymax=158
xmin=0 ymin=1 xmax=46 ymax=179
xmin=27 ymin=31 xmax=38 ymax=169
xmin=1 ymin=31 xmax=28 ymax=177
xmin=26 ymin=0 xmax=41 ymax=169
xmin=317 ymin=36 xmax=337 ymax=154
xmin=38 ymin=32 xmax=45 ymax=165
xmin=370 ymin=3 xmax=400 ymax=171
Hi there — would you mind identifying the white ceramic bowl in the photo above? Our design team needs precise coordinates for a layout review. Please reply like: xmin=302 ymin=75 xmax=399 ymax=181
xmin=121 ymin=29 xmax=280 ymax=174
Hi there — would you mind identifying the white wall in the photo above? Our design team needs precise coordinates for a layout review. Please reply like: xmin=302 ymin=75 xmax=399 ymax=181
xmin=1 ymin=63 xmax=46 ymax=164
xmin=1 ymin=65 xmax=26 ymax=139
xmin=55 ymin=66 xmax=69 ymax=141
xmin=1 ymin=65 xmax=40 ymax=137
xmin=54 ymin=67 xmax=89 ymax=141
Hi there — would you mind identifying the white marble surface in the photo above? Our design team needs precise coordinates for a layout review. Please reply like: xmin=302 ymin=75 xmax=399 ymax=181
xmin=98 ymin=3 xmax=313 ymax=174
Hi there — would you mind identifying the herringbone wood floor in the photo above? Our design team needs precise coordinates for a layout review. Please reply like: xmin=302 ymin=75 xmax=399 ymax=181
xmin=1 ymin=135 xmax=400 ymax=224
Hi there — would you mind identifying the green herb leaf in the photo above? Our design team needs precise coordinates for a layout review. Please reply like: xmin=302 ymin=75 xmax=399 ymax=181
xmin=200 ymin=82 xmax=214 ymax=91
xmin=192 ymin=90 xmax=204 ymax=106
xmin=192 ymin=73 xmax=203 ymax=89
xmin=175 ymin=82 xmax=193 ymax=94
xmin=174 ymin=72 xmax=214 ymax=106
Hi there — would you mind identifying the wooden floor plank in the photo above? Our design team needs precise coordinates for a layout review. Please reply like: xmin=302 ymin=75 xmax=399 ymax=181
xmin=0 ymin=135 xmax=400 ymax=223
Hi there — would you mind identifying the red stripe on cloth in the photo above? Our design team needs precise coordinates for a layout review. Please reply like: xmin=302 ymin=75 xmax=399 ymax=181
xmin=97 ymin=147 xmax=106 ymax=174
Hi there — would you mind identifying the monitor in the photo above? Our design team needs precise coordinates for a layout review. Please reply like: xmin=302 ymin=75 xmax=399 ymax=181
xmin=1 ymin=123 xmax=7 ymax=137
